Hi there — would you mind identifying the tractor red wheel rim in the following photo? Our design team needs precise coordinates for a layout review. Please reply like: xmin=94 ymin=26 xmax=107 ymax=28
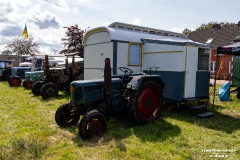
xmin=137 ymin=88 xmax=159 ymax=119
xmin=25 ymin=82 xmax=32 ymax=89
xmin=86 ymin=116 xmax=105 ymax=137
xmin=11 ymin=79 xmax=20 ymax=86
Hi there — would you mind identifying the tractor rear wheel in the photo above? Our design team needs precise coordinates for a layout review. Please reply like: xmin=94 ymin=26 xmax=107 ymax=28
xmin=79 ymin=110 xmax=107 ymax=139
xmin=40 ymin=82 xmax=58 ymax=99
xmin=130 ymin=80 xmax=164 ymax=124
xmin=9 ymin=77 xmax=21 ymax=87
xmin=32 ymin=81 xmax=44 ymax=96
xmin=55 ymin=103 xmax=80 ymax=127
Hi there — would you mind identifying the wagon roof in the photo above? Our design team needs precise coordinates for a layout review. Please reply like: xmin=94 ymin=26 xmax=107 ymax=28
xmin=83 ymin=22 xmax=209 ymax=48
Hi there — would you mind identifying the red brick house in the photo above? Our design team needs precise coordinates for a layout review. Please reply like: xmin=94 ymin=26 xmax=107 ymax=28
xmin=188 ymin=24 xmax=240 ymax=80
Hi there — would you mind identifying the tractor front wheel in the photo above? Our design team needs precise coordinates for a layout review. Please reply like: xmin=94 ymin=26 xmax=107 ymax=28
xmin=55 ymin=103 xmax=80 ymax=127
xmin=32 ymin=81 xmax=44 ymax=96
xmin=79 ymin=110 xmax=107 ymax=139
xmin=9 ymin=77 xmax=21 ymax=87
xmin=40 ymin=82 xmax=58 ymax=99
xmin=130 ymin=80 xmax=164 ymax=124
xmin=24 ymin=80 xmax=32 ymax=89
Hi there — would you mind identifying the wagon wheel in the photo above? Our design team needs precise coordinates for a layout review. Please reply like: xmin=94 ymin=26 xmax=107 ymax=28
xmin=130 ymin=80 xmax=164 ymax=124
xmin=32 ymin=81 xmax=44 ymax=96
xmin=55 ymin=103 xmax=80 ymax=127
xmin=40 ymin=82 xmax=59 ymax=99
xmin=79 ymin=110 xmax=107 ymax=139
xmin=10 ymin=77 xmax=21 ymax=87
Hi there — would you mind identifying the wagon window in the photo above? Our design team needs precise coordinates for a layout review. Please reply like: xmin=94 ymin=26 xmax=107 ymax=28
xmin=128 ymin=43 xmax=142 ymax=66
xmin=198 ymin=48 xmax=210 ymax=70
xmin=0 ymin=62 xmax=4 ymax=68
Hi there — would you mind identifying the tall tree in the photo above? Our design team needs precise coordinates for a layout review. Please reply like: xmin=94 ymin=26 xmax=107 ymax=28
xmin=5 ymin=36 xmax=39 ymax=55
xmin=60 ymin=24 xmax=85 ymax=57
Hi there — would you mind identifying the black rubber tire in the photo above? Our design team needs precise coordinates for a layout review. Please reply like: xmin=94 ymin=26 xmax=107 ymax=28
xmin=55 ymin=103 xmax=80 ymax=127
xmin=236 ymin=91 xmax=240 ymax=100
xmin=110 ymin=94 xmax=127 ymax=116
xmin=79 ymin=110 xmax=107 ymax=139
xmin=9 ymin=77 xmax=21 ymax=87
xmin=32 ymin=81 xmax=44 ymax=96
xmin=130 ymin=80 xmax=164 ymax=124
xmin=40 ymin=82 xmax=59 ymax=99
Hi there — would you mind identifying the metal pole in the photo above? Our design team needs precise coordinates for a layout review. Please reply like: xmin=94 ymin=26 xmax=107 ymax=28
xmin=212 ymin=51 xmax=219 ymax=109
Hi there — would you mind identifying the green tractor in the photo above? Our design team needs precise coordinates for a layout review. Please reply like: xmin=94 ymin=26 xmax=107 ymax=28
xmin=23 ymin=71 xmax=44 ymax=89
xmin=55 ymin=58 xmax=165 ymax=139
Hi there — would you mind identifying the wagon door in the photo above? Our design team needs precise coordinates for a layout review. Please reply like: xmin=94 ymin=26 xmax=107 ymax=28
xmin=184 ymin=46 xmax=198 ymax=98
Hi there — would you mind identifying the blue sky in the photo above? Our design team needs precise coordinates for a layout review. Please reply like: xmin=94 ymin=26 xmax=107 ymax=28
xmin=0 ymin=0 xmax=240 ymax=54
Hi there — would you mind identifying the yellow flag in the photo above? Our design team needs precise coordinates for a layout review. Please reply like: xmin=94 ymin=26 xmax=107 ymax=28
xmin=23 ymin=24 xmax=28 ymax=39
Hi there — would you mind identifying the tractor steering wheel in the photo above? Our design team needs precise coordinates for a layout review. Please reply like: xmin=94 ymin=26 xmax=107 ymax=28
xmin=119 ymin=67 xmax=133 ymax=76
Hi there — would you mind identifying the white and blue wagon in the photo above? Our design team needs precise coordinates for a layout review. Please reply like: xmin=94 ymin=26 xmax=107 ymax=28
xmin=82 ymin=22 xmax=211 ymax=104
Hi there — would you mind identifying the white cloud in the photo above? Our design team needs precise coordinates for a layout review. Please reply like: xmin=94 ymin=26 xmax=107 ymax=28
xmin=29 ymin=10 xmax=62 ymax=29
xmin=72 ymin=7 xmax=79 ymax=14
xmin=41 ymin=0 xmax=69 ymax=11
xmin=77 ymin=0 xmax=89 ymax=4
xmin=0 ymin=25 xmax=22 ymax=37
xmin=171 ymin=27 xmax=194 ymax=33
xmin=132 ymin=17 xmax=141 ymax=25
xmin=0 ymin=2 xmax=15 ymax=15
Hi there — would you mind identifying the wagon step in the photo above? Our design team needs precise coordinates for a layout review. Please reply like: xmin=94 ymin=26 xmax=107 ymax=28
xmin=187 ymin=104 xmax=207 ymax=110
xmin=195 ymin=112 xmax=214 ymax=118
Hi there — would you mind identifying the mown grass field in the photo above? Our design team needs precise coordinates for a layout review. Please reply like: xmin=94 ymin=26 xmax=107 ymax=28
xmin=0 ymin=81 xmax=239 ymax=160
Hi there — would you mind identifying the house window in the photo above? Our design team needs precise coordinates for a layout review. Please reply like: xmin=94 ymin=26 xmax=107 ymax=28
xmin=198 ymin=48 xmax=210 ymax=70
xmin=210 ymin=61 xmax=216 ymax=72
xmin=128 ymin=43 xmax=142 ymax=66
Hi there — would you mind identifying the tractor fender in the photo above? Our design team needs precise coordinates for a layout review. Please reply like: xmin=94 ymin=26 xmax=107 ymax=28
xmin=97 ymin=108 xmax=110 ymax=122
xmin=126 ymin=75 xmax=165 ymax=91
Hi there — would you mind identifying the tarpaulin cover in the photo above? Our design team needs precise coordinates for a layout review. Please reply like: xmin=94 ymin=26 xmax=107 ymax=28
xmin=219 ymin=82 xmax=231 ymax=101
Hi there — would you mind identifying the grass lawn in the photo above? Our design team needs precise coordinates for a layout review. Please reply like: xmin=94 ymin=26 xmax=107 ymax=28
xmin=0 ymin=81 xmax=239 ymax=160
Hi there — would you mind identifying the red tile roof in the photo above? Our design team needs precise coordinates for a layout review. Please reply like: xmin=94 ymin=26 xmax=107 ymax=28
xmin=188 ymin=25 xmax=240 ymax=49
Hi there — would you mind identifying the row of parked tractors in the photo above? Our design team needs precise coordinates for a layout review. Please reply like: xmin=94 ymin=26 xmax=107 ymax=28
xmin=0 ymin=56 xmax=165 ymax=139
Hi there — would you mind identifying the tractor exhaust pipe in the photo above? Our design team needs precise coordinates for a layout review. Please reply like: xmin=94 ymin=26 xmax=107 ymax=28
xmin=45 ymin=55 xmax=50 ymax=79
xmin=104 ymin=58 xmax=112 ymax=108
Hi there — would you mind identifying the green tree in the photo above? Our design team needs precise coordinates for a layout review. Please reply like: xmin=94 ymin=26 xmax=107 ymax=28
xmin=1 ymin=50 xmax=11 ymax=55
xmin=196 ymin=21 xmax=235 ymax=31
xmin=60 ymin=24 xmax=86 ymax=57
xmin=5 ymin=36 xmax=39 ymax=55
xmin=182 ymin=28 xmax=192 ymax=35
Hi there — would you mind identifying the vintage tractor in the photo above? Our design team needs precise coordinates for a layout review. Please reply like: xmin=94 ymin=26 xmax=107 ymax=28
xmin=31 ymin=53 xmax=83 ymax=99
xmin=23 ymin=59 xmax=66 ymax=89
xmin=22 ymin=71 xmax=44 ymax=89
xmin=0 ymin=60 xmax=13 ymax=80
xmin=8 ymin=67 xmax=31 ymax=86
xmin=55 ymin=58 xmax=165 ymax=139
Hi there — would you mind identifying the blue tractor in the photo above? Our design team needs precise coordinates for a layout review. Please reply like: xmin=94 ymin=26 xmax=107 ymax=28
xmin=8 ymin=67 xmax=31 ymax=86
xmin=0 ymin=60 xmax=13 ymax=80
xmin=55 ymin=58 xmax=165 ymax=139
